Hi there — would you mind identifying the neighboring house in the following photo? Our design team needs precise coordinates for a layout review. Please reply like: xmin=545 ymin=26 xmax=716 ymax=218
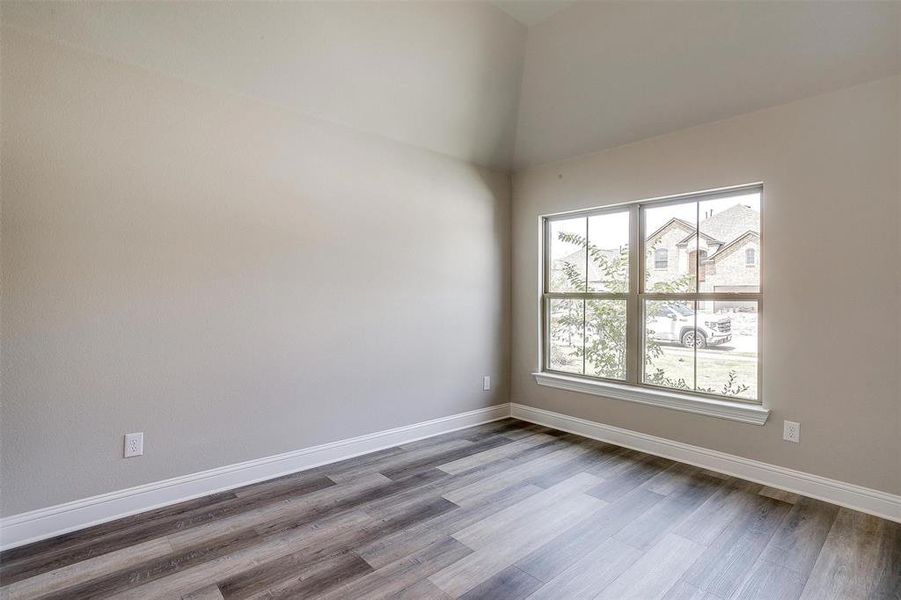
xmin=551 ymin=203 xmax=759 ymax=296
xmin=646 ymin=203 xmax=760 ymax=294
xmin=552 ymin=246 xmax=627 ymax=291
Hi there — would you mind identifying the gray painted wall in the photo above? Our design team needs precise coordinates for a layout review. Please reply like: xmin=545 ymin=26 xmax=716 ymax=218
xmin=0 ymin=29 xmax=511 ymax=516
xmin=512 ymin=76 xmax=901 ymax=495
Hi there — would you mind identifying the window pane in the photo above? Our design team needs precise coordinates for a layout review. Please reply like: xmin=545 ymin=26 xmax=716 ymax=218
xmin=654 ymin=248 xmax=668 ymax=269
xmin=643 ymin=300 xmax=695 ymax=391
xmin=644 ymin=202 xmax=697 ymax=293
xmin=548 ymin=298 xmax=584 ymax=374
xmin=698 ymin=192 xmax=760 ymax=293
xmin=585 ymin=299 xmax=627 ymax=380
xmin=696 ymin=300 xmax=758 ymax=400
xmin=587 ymin=211 xmax=630 ymax=292
xmin=549 ymin=217 xmax=587 ymax=292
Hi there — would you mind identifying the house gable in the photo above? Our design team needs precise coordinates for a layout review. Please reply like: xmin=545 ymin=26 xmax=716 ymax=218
xmin=708 ymin=230 xmax=759 ymax=262
xmin=646 ymin=217 xmax=695 ymax=246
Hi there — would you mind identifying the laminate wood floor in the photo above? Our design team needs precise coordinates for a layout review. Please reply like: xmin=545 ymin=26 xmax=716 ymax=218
xmin=1 ymin=419 xmax=898 ymax=600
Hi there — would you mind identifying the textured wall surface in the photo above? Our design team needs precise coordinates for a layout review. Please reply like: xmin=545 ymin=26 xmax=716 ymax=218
xmin=1 ymin=30 xmax=511 ymax=515
xmin=512 ymin=76 xmax=901 ymax=494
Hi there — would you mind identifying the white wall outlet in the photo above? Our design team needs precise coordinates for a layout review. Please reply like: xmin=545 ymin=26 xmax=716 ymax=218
xmin=124 ymin=432 xmax=144 ymax=458
xmin=483 ymin=376 xmax=491 ymax=391
xmin=783 ymin=421 xmax=800 ymax=443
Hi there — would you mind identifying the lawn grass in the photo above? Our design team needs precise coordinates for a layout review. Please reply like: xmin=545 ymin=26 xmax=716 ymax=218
xmin=550 ymin=336 xmax=759 ymax=401
xmin=648 ymin=344 xmax=757 ymax=400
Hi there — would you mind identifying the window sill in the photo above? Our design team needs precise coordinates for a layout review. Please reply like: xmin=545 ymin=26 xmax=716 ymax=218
xmin=532 ymin=372 xmax=769 ymax=425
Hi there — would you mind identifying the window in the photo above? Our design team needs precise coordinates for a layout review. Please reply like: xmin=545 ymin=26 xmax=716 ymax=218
xmin=542 ymin=185 xmax=762 ymax=405
xmin=654 ymin=248 xmax=668 ymax=269
xmin=689 ymin=250 xmax=708 ymax=282
xmin=547 ymin=210 xmax=629 ymax=380
xmin=746 ymin=248 xmax=756 ymax=266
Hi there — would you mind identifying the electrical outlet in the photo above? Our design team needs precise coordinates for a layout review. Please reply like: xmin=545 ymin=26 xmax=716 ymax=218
xmin=783 ymin=421 xmax=800 ymax=443
xmin=483 ymin=376 xmax=491 ymax=391
xmin=124 ymin=432 xmax=144 ymax=458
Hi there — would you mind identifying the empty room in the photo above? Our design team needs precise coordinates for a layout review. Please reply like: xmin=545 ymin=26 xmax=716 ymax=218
xmin=0 ymin=1 xmax=898 ymax=598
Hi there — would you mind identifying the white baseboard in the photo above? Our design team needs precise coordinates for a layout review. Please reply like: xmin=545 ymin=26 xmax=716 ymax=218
xmin=4 ymin=400 xmax=897 ymax=550
xmin=511 ymin=403 xmax=901 ymax=523
xmin=0 ymin=403 xmax=511 ymax=550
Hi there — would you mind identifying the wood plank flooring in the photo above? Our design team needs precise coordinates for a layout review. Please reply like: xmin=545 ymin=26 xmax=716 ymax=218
xmin=1 ymin=419 xmax=898 ymax=600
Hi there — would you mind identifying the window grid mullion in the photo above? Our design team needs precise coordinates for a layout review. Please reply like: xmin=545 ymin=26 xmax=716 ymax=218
xmin=582 ymin=299 xmax=586 ymax=376
xmin=545 ymin=293 xmax=629 ymax=300
xmin=583 ymin=216 xmax=588 ymax=377
xmin=694 ymin=201 xmax=699 ymax=392
xmin=627 ymin=203 xmax=640 ymax=385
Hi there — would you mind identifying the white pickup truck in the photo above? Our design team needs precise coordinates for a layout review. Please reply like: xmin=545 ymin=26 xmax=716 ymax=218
xmin=647 ymin=303 xmax=732 ymax=349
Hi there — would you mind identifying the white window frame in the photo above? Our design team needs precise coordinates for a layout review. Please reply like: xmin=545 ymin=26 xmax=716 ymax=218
xmin=746 ymin=247 xmax=757 ymax=266
xmin=536 ymin=184 xmax=768 ymax=425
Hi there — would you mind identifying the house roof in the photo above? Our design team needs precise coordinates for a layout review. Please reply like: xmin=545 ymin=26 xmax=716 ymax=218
xmin=699 ymin=204 xmax=760 ymax=242
xmin=676 ymin=231 xmax=722 ymax=247
xmin=707 ymin=230 xmax=759 ymax=260
xmin=646 ymin=217 xmax=695 ymax=243
xmin=652 ymin=203 xmax=760 ymax=257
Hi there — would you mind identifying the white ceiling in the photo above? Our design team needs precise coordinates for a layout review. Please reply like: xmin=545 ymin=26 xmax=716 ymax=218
xmin=490 ymin=1 xmax=573 ymax=27
xmin=1 ymin=1 xmax=526 ymax=170
xmin=3 ymin=1 xmax=899 ymax=171
xmin=513 ymin=1 xmax=901 ymax=168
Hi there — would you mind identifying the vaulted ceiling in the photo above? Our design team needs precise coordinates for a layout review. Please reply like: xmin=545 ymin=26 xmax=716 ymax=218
xmin=513 ymin=1 xmax=901 ymax=168
xmin=489 ymin=1 xmax=573 ymax=27
xmin=3 ymin=1 xmax=899 ymax=171
xmin=0 ymin=1 xmax=526 ymax=170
